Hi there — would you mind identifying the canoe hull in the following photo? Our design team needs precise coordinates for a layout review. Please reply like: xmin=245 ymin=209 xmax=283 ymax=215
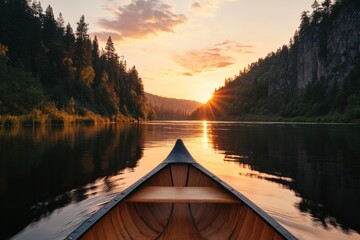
xmin=67 ymin=140 xmax=296 ymax=240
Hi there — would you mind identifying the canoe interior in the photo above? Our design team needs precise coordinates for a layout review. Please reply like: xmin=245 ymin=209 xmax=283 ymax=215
xmin=80 ymin=163 xmax=285 ymax=240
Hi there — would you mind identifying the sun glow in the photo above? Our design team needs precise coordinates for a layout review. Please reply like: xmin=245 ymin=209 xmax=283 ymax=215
xmin=198 ymin=92 xmax=213 ymax=104
xmin=202 ymin=120 xmax=208 ymax=143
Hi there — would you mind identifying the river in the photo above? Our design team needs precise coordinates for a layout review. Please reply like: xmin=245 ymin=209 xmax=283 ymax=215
xmin=1 ymin=121 xmax=359 ymax=240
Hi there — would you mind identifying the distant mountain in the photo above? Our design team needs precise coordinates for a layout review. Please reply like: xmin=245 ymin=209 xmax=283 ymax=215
xmin=192 ymin=0 xmax=360 ymax=122
xmin=145 ymin=93 xmax=202 ymax=120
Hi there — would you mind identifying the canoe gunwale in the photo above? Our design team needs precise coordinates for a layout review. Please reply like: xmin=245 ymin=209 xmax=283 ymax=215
xmin=66 ymin=139 xmax=296 ymax=240
xmin=191 ymin=162 xmax=296 ymax=240
xmin=66 ymin=162 xmax=168 ymax=240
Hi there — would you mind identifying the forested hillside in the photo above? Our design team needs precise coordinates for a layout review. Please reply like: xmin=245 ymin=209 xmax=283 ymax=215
xmin=145 ymin=92 xmax=202 ymax=120
xmin=192 ymin=0 xmax=360 ymax=122
xmin=0 ymin=0 xmax=148 ymax=124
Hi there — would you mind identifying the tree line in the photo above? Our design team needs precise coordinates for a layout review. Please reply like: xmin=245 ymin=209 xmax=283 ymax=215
xmin=192 ymin=0 xmax=360 ymax=122
xmin=0 ymin=0 xmax=148 ymax=122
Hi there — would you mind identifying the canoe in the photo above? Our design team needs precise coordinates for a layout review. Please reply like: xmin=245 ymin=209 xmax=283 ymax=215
xmin=66 ymin=139 xmax=296 ymax=240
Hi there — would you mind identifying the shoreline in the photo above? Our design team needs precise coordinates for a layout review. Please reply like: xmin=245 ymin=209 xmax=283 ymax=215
xmin=0 ymin=113 xmax=140 ymax=127
xmin=1 ymin=114 xmax=359 ymax=126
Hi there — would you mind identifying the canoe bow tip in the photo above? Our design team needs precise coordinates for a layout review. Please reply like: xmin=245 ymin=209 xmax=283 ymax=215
xmin=175 ymin=138 xmax=184 ymax=146
xmin=163 ymin=139 xmax=196 ymax=163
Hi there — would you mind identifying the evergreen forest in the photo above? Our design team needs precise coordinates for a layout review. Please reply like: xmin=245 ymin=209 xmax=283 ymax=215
xmin=192 ymin=0 xmax=360 ymax=122
xmin=0 ymin=0 xmax=149 ymax=125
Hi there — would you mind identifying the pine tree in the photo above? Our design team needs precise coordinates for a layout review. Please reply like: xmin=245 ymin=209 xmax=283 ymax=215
xmin=92 ymin=36 xmax=101 ymax=86
xmin=105 ymin=36 xmax=116 ymax=63
xmin=311 ymin=0 xmax=320 ymax=10
xmin=299 ymin=11 xmax=310 ymax=37
xmin=30 ymin=1 xmax=43 ymax=17
xmin=76 ymin=15 xmax=88 ymax=40
xmin=92 ymin=36 xmax=100 ymax=61
xmin=56 ymin=13 xmax=65 ymax=36
xmin=311 ymin=0 xmax=322 ymax=24
xmin=74 ymin=15 xmax=92 ymax=80
xmin=322 ymin=0 xmax=331 ymax=11
xmin=43 ymin=5 xmax=58 ymax=46
xmin=64 ymin=23 xmax=75 ymax=57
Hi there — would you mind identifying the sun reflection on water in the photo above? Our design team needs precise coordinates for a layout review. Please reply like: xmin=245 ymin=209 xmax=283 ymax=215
xmin=202 ymin=120 xmax=209 ymax=147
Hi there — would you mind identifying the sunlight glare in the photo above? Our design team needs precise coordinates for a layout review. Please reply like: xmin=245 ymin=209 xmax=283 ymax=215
xmin=202 ymin=121 xmax=209 ymax=147
xmin=198 ymin=92 xmax=213 ymax=104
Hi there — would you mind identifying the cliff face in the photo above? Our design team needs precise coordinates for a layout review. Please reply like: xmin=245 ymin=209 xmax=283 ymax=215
xmin=296 ymin=6 xmax=360 ymax=89
xmin=192 ymin=1 xmax=360 ymax=121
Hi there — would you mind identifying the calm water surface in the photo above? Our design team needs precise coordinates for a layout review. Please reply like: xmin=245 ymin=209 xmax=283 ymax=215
xmin=1 ymin=121 xmax=359 ymax=240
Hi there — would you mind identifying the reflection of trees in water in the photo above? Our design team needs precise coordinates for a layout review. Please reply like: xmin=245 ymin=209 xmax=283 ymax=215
xmin=208 ymin=124 xmax=360 ymax=234
xmin=0 ymin=124 xmax=145 ymax=239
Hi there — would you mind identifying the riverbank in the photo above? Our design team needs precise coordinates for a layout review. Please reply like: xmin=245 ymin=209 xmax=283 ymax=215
xmin=0 ymin=109 xmax=138 ymax=126
xmin=214 ymin=112 xmax=360 ymax=123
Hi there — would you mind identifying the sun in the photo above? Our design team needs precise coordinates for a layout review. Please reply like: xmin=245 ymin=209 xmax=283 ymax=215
xmin=198 ymin=92 xmax=213 ymax=104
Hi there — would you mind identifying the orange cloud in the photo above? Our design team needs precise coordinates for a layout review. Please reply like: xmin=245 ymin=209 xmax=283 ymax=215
xmin=174 ymin=41 xmax=253 ymax=75
xmin=98 ymin=0 xmax=186 ymax=41
xmin=92 ymin=31 xmax=123 ymax=42
xmin=182 ymin=72 xmax=194 ymax=76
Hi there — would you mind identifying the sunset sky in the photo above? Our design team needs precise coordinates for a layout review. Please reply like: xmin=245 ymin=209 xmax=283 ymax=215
xmin=40 ymin=0 xmax=313 ymax=103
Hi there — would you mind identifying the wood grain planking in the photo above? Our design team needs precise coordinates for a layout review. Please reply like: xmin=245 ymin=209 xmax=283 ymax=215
xmin=229 ymin=206 xmax=250 ymax=240
xmin=134 ymin=203 xmax=171 ymax=233
xmin=81 ymin=231 xmax=96 ymax=240
xmin=82 ymin=202 xmax=139 ymax=240
xmin=249 ymin=215 xmax=265 ymax=240
xmin=108 ymin=207 xmax=128 ymax=239
xmin=191 ymin=204 xmax=222 ymax=231
xmin=126 ymin=186 xmax=239 ymax=203
xmin=125 ymin=203 xmax=160 ymax=239
xmin=144 ymin=166 xmax=172 ymax=186
xmin=117 ymin=203 xmax=155 ymax=240
xmin=170 ymin=164 xmax=189 ymax=186
xmin=187 ymin=165 xmax=219 ymax=187
xmin=273 ymin=233 xmax=286 ymax=240
xmin=158 ymin=203 xmax=202 ymax=240
xmin=259 ymin=224 xmax=275 ymax=240
xmin=197 ymin=204 xmax=233 ymax=238
xmin=205 ymin=205 xmax=244 ymax=240
xmin=78 ymin=162 xmax=288 ymax=240
xmin=237 ymin=207 xmax=257 ymax=239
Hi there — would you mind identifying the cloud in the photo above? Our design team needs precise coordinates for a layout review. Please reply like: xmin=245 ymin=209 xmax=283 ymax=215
xmin=182 ymin=72 xmax=194 ymax=76
xmin=191 ymin=1 xmax=214 ymax=11
xmin=215 ymin=41 xmax=253 ymax=51
xmin=192 ymin=2 xmax=202 ymax=10
xmin=191 ymin=0 xmax=234 ymax=14
xmin=98 ymin=0 xmax=186 ymax=41
xmin=174 ymin=41 xmax=253 ymax=75
xmin=92 ymin=31 xmax=123 ymax=42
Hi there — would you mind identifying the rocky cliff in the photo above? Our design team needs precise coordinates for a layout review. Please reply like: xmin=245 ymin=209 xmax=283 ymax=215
xmin=192 ymin=0 xmax=360 ymax=122
xmin=296 ymin=4 xmax=360 ymax=89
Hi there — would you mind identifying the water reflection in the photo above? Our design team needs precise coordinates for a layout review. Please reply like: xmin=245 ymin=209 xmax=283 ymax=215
xmin=1 ymin=122 xmax=359 ymax=240
xmin=206 ymin=123 xmax=360 ymax=234
xmin=202 ymin=121 xmax=209 ymax=147
xmin=0 ymin=124 xmax=145 ymax=239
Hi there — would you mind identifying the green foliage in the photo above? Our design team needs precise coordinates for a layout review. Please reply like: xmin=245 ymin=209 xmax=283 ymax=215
xmin=192 ymin=0 xmax=360 ymax=122
xmin=0 ymin=52 xmax=45 ymax=114
xmin=146 ymin=93 xmax=201 ymax=120
xmin=345 ymin=95 xmax=360 ymax=119
xmin=0 ymin=1 xmax=149 ymax=123
xmin=281 ymin=96 xmax=307 ymax=117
